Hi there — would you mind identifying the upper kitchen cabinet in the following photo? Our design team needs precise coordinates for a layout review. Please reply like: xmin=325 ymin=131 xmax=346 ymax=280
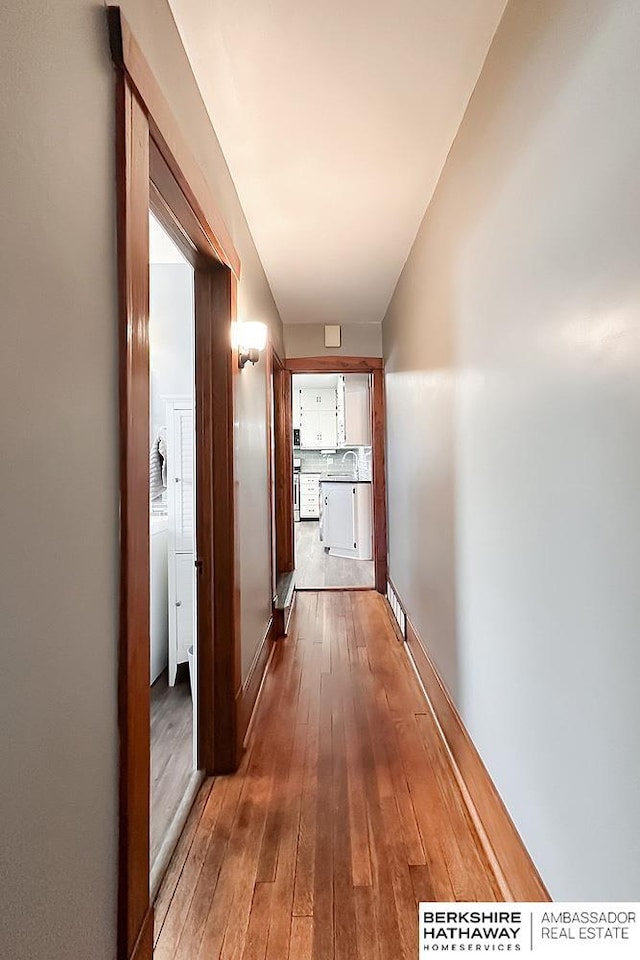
xmin=300 ymin=409 xmax=337 ymax=448
xmin=293 ymin=375 xmax=370 ymax=449
xmin=298 ymin=385 xmax=338 ymax=447
xmin=300 ymin=387 xmax=336 ymax=412
xmin=339 ymin=374 xmax=371 ymax=446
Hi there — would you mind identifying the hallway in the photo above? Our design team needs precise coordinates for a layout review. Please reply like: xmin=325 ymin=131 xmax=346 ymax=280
xmin=154 ymin=591 xmax=501 ymax=960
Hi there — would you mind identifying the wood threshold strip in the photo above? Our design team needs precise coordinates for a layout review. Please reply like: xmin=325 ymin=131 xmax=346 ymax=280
xmin=387 ymin=578 xmax=551 ymax=903
xmin=295 ymin=586 xmax=374 ymax=593
xmin=153 ymin=778 xmax=215 ymax=945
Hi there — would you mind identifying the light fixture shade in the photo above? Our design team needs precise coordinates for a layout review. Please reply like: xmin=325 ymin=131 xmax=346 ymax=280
xmin=235 ymin=320 xmax=268 ymax=352
xmin=233 ymin=320 xmax=268 ymax=368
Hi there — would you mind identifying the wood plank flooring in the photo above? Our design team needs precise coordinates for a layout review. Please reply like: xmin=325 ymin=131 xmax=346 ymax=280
xmin=295 ymin=520 xmax=374 ymax=588
xmin=151 ymin=669 xmax=194 ymax=869
xmin=154 ymin=591 xmax=501 ymax=960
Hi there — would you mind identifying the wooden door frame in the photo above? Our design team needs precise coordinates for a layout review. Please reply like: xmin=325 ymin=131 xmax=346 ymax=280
xmin=271 ymin=349 xmax=294 ymax=582
xmin=284 ymin=357 xmax=388 ymax=593
xmin=109 ymin=8 xmax=241 ymax=960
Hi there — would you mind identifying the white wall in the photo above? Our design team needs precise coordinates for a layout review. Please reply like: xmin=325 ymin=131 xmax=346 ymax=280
xmin=384 ymin=0 xmax=640 ymax=900
xmin=0 ymin=1 xmax=283 ymax=957
xmin=149 ymin=263 xmax=194 ymax=434
xmin=285 ymin=321 xmax=382 ymax=357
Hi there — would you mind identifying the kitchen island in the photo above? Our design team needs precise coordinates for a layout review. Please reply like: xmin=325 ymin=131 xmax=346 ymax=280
xmin=320 ymin=479 xmax=373 ymax=560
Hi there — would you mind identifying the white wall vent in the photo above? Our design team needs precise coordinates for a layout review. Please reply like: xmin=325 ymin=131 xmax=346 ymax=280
xmin=386 ymin=581 xmax=406 ymax=638
xmin=324 ymin=324 xmax=341 ymax=348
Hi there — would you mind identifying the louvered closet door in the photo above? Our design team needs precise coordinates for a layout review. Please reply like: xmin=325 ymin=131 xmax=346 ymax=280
xmin=173 ymin=407 xmax=194 ymax=553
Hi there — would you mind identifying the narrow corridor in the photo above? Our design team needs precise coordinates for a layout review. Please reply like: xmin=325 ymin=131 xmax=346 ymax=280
xmin=154 ymin=591 xmax=501 ymax=960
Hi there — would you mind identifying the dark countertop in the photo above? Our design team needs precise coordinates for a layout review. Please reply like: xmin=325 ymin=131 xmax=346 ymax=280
xmin=319 ymin=478 xmax=371 ymax=484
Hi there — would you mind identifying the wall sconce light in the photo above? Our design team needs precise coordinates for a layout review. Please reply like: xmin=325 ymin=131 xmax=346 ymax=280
xmin=233 ymin=321 xmax=268 ymax=369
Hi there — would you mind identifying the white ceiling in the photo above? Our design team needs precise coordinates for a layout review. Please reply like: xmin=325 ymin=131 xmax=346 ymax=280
xmin=168 ymin=0 xmax=506 ymax=325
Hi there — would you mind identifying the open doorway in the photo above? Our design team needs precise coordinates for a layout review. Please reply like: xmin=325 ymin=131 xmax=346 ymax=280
xmin=293 ymin=372 xmax=375 ymax=589
xmin=148 ymin=213 xmax=199 ymax=890
xmin=271 ymin=356 xmax=387 ymax=605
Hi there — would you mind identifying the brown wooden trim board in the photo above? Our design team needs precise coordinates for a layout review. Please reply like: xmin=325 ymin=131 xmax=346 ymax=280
xmin=274 ymin=357 xmax=294 ymax=575
xmin=108 ymin=7 xmax=240 ymax=277
xmin=285 ymin=355 xmax=383 ymax=373
xmin=129 ymin=910 xmax=154 ymax=960
xmin=386 ymin=577 xmax=550 ymax=902
xmin=109 ymin=7 xmax=244 ymax=959
xmin=371 ymin=367 xmax=388 ymax=592
xmin=114 ymin=69 xmax=151 ymax=960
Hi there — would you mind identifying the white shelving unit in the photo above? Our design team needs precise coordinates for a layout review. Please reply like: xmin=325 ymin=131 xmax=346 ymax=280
xmin=166 ymin=397 xmax=196 ymax=686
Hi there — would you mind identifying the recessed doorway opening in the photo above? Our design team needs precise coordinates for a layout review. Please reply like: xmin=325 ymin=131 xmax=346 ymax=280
xmin=148 ymin=212 xmax=200 ymax=892
xmin=293 ymin=372 xmax=375 ymax=589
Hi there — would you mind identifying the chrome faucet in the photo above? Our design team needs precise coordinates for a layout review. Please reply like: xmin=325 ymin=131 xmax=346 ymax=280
xmin=341 ymin=450 xmax=359 ymax=479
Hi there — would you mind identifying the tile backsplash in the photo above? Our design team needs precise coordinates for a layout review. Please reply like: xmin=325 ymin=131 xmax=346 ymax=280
xmin=295 ymin=446 xmax=372 ymax=481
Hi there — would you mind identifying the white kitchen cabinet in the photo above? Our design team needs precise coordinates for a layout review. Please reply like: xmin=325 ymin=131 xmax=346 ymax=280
xmin=300 ymin=387 xmax=336 ymax=411
xmin=321 ymin=481 xmax=372 ymax=560
xmin=337 ymin=374 xmax=371 ymax=446
xmin=299 ymin=474 xmax=321 ymax=518
xmin=300 ymin=409 xmax=337 ymax=448
xmin=166 ymin=398 xmax=196 ymax=686
xmin=344 ymin=374 xmax=371 ymax=446
xmin=293 ymin=388 xmax=301 ymax=429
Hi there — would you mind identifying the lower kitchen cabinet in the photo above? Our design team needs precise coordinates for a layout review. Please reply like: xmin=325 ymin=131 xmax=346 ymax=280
xmin=320 ymin=481 xmax=372 ymax=560
xmin=299 ymin=474 xmax=321 ymax=519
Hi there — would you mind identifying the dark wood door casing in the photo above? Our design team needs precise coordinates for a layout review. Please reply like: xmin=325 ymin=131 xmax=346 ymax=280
xmin=283 ymin=356 xmax=388 ymax=594
xmin=110 ymin=7 xmax=242 ymax=959
xmin=274 ymin=360 xmax=294 ymax=576
xmin=115 ymin=71 xmax=152 ymax=960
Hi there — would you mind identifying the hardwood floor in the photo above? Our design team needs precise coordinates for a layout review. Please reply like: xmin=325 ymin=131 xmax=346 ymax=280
xmin=151 ymin=669 xmax=194 ymax=869
xmin=295 ymin=520 xmax=374 ymax=588
xmin=154 ymin=591 xmax=501 ymax=960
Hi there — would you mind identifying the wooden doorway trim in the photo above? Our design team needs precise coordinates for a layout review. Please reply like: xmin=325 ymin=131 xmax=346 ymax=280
xmin=272 ymin=350 xmax=294 ymax=578
xmin=284 ymin=356 xmax=387 ymax=593
xmin=109 ymin=8 xmax=241 ymax=960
